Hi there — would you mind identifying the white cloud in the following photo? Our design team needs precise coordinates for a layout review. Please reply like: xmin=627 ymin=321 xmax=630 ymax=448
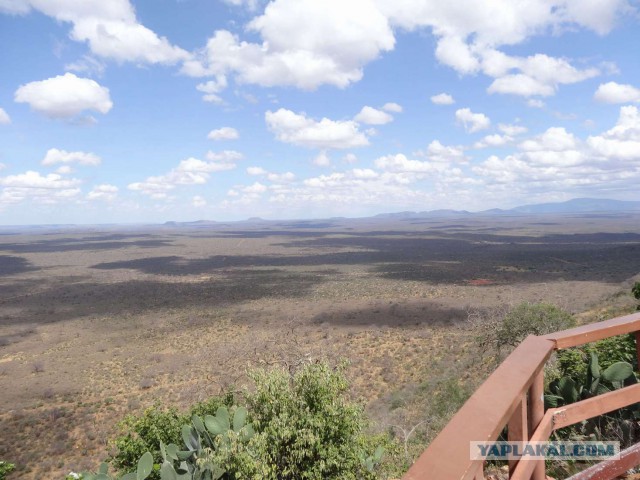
xmin=422 ymin=140 xmax=468 ymax=163
xmin=265 ymin=108 xmax=369 ymax=149
xmin=0 ymin=107 xmax=11 ymax=124
xmin=455 ymin=108 xmax=491 ymax=133
xmin=488 ymin=74 xmax=555 ymax=97
xmin=472 ymin=106 xmax=640 ymax=198
xmin=527 ymin=99 xmax=545 ymax=108
xmin=87 ymin=184 xmax=118 ymax=201
xmin=430 ymin=93 xmax=455 ymax=105
xmin=343 ymin=153 xmax=358 ymax=164
xmin=498 ymin=124 xmax=528 ymax=136
xmin=485 ymin=53 xmax=600 ymax=97
xmin=207 ymin=127 xmax=239 ymax=141
xmin=182 ymin=0 xmax=395 ymax=90
xmin=0 ymin=170 xmax=82 ymax=205
xmin=586 ymin=106 xmax=640 ymax=160
xmin=14 ymin=73 xmax=112 ymax=119
xmin=382 ymin=102 xmax=403 ymax=113
xmin=65 ymin=55 xmax=106 ymax=77
xmin=519 ymin=127 xmax=578 ymax=152
xmin=474 ymin=134 xmax=512 ymax=149
xmin=42 ymin=148 xmax=101 ymax=166
xmin=247 ymin=166 xmax=267 ymax=175
xmin=192 ymin=195 xmax=207 ymax=208
xmin=374 ymin=153 xmax=441 ymax=174
xmin=313 ymin=151 xmax=331 ymax=167
xmin=4 ymin=0 xmax=188 ymax=65
xmin=56 ymin=165 xmax=73 ymax=174
xmin=128 ymin=154 xmax=240 ymax=198
xmin=594 ymin=82 xmax=640 ymax=104
xmin=354 ymin=106 xmax=394 ymax=125
xmin=196 ymin=76 xmax=228 ymax=104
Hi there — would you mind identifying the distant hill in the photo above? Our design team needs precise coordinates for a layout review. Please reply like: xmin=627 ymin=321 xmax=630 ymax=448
xmin=509 ymin=198 xmax=640 ymax=214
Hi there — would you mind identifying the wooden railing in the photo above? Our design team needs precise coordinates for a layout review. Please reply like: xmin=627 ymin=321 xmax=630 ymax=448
xmin=402 ymin=311 xmax=640 ymax=480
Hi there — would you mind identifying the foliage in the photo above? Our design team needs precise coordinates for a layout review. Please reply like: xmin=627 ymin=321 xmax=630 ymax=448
xmin=476 ymin=302 xmax=575 ymax=358
xmin=556 ymin=334 xmax=636 ymax=385
xmin=98 ymin=362 xmax=391 ymax=480
xmin=243 ymin=361 xmax=386 ymax=479
xmin=112 ymin=396 xmax=234 ymax=479
xmin=633 ymin=281 xmax=640 ymax=309
xmin=0 ymin=461 xmax=15 ymax=480
xmin=545 ymin=353 xmax=640 ymax=447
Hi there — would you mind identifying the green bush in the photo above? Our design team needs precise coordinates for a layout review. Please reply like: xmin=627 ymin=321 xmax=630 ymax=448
xmin=556 ymin=334 xmax=636 ymax=385
xmin=477 ymin=302 xmax=575 ymax=358
xmin=0 ymin=461 xmax=15 ymax=480
xmin=244 ymin=361 xmax=386 ymax=479
xmin=106 ymin=362 xmax=394 ymax=479
xmin=633 ymin=282 xmax=640 ymax=309
xmin=111 ymin=395 xmax=234 ymax=479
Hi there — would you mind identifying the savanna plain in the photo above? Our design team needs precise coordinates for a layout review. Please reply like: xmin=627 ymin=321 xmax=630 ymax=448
xmin=1 ymin=213 xmax=640 ymax=479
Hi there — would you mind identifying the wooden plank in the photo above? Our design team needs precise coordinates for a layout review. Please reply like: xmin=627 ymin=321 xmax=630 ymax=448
xmin=402 ymin=336 xmax=555 ymax=480
xmin=509 ymin=409 xmax=555 ymax=480
xmin=551 ymin=383 xmax=640 ymax=430
xmin=543 ymin=312 xmax=640 ymax=349
xmin=529 ymin=371 xmax=546 ymax=480
xmin=566 ymin=442 xmax=640 ymax=480
xmin=508 ymin=396 xmax=528 ymax=475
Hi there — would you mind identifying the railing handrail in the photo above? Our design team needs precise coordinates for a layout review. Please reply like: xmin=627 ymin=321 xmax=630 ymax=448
xmin=402 ymin=311 xmax=640 ymax=480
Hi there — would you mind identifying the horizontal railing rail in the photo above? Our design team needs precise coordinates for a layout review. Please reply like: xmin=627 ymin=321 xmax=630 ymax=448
xmin=402 ymin=311 xmax=640 ymax=480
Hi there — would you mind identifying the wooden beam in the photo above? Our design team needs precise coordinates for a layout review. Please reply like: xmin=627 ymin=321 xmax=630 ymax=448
xmin=508 ymin=396 xmax=529 ymax=475
xmin=402 ymin=336 xmax=555 ymax=480
xmin=543 ymin=312 xmax=640 ymax=349
xmin=566 ymin=442 xmax=640 ymax=480
xmin=509 ymin=409 xmax=555 ymax=480
xmin=551 ymin=383 xmax=640 ymax=430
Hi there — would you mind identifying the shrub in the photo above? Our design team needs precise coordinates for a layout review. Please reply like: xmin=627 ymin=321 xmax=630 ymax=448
xmin=111 ymin=395 xmax=233 ymax=479
xmin=633 ymin=282 xmax=640 ymax=309
xmin=0 ymin=461 xmax=15 ymax=480
xmin=107 ymin=362 xmax=393 ymax=479
xmin=477 ymin=302 xmax=575 ymax=358
xmin=244 ymin=361 xmax=385 ymax=479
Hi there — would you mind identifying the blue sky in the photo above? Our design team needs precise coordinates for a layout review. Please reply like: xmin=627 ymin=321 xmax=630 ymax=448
xmin=0 ymin=0 xmax=639 ymax=224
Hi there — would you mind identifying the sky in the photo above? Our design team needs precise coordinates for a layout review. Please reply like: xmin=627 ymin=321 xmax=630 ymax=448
xmin=0 ymin=0 xmax=639 ymax=224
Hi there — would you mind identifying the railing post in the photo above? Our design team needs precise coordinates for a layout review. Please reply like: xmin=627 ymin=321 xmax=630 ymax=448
xmin=634 ymin=331 xmax=640 ymax=371
xmin=528 ymin=371 xmax=545 ymax=480
xmin=508 ymin=396 xmax=528 ymax=476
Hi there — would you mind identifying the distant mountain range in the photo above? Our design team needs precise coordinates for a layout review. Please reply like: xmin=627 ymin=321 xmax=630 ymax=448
xmin=156 ymin=198 xmax=640 ymax=227
xmin=373 ymin=198 xmax=640 ymax=219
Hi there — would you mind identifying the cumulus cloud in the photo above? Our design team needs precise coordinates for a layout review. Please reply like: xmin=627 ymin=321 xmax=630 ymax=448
xmin=0 ymin=107 xmax=11 ymax=124
xmin=594 ymin=82 xmax=640 ymax=104
xmin=0 ymin=170 xmax=82 ymax=205
xmin=128 ymin=153 xmax=240 ymax=198
xmin=473 ymin=106 xmax=640 ymax=198
xmin=42 ymin=148 xmax=101 ymax=166
xmin=182 ymin=0 xmax=395 ymax=90
xmin=196 ymin=76 xmax=228 ymax=104
xmin=14 ymin=73 xmax=112 ymax=119
xmin=313 ymin=151 xmax=331 ymax=167
xmin=498 ymin=124 xmax=528 ymax=136
xmin=208 ymin=127 xmax=239 ymax=141
xmin=354 ymin=106 xmax=394 ymax=125
xmin=87 ymin=184 xmax=118 ymax=201
xmin=431 ymin=93 xmax=455 ymax=105
xmin=3 ymin=0 xmax=188 ymax=65
xmin=455 ymin=108 xmax=491 ymax=133
xmin=265 ymin=108 xmax=369 ymax=149
xmin=485 ymin=54 xmax=599 ymax=97
xmin=382 ymin=102 xmax=403 ymax=113
xmin=586 ymin=106 xmax=640 ymax=160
